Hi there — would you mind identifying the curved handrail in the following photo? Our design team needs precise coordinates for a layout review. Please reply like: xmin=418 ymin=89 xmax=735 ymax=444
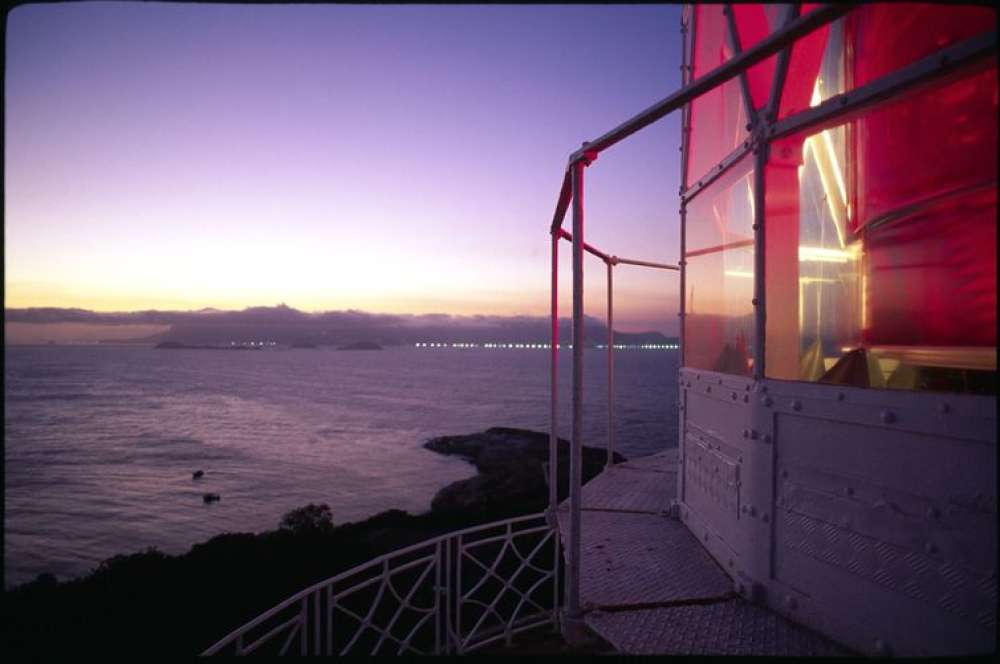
xmin=202 ymin=512 xmax=560 ymax=656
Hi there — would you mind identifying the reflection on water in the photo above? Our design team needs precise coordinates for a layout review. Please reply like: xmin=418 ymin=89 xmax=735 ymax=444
xmin=4 ymin=345 xmax=678 ymax=585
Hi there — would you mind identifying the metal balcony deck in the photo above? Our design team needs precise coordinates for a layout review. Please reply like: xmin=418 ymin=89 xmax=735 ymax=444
xmin=556 ymin=449 xmax=855 ymax=656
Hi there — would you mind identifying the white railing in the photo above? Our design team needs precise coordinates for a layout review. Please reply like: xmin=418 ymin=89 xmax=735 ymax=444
xmin=202 ymin=513 xmax=561 ymax=656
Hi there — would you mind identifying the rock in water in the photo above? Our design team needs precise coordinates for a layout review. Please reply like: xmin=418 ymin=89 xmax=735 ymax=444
xmin=423 ymin=427 xmax=625 ymax=515
xmin=192 ymin=470 xmax=205 ymax=480
xmin=203 ymin=493 xmax=221 ymax=504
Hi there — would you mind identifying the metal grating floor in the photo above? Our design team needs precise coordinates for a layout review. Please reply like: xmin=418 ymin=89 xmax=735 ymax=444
xmin=586 ymin=600 xmax=854 ymax=656
xmin=558 ymin=450 xmax=855 ymax=656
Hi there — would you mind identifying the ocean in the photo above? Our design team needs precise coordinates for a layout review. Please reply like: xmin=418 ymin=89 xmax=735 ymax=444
xmin=4 ymin=344 xmax=678 ymax=587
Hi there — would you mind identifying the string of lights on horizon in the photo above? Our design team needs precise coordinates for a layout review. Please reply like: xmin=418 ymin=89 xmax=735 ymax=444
xmin=414 ymin=342 xmax=678 ymax=350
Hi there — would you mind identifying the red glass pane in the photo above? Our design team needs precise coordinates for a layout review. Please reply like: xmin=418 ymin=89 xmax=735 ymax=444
xmin=687 ymin=4 xmax=749 ymax=187
xmin=856 ymin=66 xmax=997 ymax=232
xmin=765 ymin=65 xmax=998 ymax=385
xmin=776 ymin=22 xmax=830 ymax=119
xmin=732 ymin=3 xmax=778 ymax=110
xmin=851 ymin=3 xmax=996 ymax=89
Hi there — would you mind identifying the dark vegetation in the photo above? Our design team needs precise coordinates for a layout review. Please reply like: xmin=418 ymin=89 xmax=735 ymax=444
xmin=2 ymin=428 xmax=619 ymax=656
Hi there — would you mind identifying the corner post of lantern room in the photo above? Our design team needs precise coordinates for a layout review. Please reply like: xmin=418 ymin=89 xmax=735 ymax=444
xmin=560 ymin=143 xmax=597 ymax=646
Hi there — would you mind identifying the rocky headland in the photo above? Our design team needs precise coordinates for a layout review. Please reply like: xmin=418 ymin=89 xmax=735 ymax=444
xmin=3 ymin=427 xmax=621 ymax=657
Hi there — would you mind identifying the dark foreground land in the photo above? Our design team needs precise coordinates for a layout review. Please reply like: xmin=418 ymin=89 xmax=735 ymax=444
xmin=3 ymin=427 xmax=620 ymax=656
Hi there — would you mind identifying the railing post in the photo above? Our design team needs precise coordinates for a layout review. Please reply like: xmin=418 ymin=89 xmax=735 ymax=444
xmin=300 ymin=597 xmax=308 ymax=655
xmin=563 ymin=148 xmax=591 ymax=644
xmin=606 ymin=259 xmax=615 ymax=467
xmin=549 ymin=229 xmax=559 ymax=516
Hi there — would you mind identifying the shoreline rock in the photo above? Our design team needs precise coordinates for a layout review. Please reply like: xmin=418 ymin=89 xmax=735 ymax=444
xmin=4 ymin=427 xmax=624 ymax=656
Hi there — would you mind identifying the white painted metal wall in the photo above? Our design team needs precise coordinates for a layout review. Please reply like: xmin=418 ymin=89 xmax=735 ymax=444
xmin=677 ymin=367 xmax=997 ymax=656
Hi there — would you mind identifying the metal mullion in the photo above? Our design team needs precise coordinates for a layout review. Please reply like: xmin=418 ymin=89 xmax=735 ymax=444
xmin=752 ymin=141 xmax=768 ymax=380
xmin=769 ymin=29 xmax=997 ymax=142
xmin=724 ymin=3 xmax=759 ymax=127
xmin=766 ymin=4 xmax=801 ymax=122
xmin=680 ymin=3 xmax=695 ymax=192
xmin=682 ymin=140 xmax=753 ymax=204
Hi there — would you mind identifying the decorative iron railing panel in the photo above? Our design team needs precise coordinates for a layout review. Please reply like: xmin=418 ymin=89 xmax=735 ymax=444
xmin=202 ymin=513 xmax=561 ymax=656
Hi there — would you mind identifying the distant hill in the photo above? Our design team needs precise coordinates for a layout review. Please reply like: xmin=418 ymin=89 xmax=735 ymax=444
xmin=5 ymin=304 xmax=676 ymax=348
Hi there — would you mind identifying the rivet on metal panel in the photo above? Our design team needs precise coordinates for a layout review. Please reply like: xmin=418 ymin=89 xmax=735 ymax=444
xmin=938 ymin=402 xmax=950 ymax=414
xmin=836 ymin=392 xmax=845 ymax=401
xmin=880 ymin=409 xmax=896 ymax=424
xmin=761 ymin=395 xmax=772 ymax=407
xmin=791 ymin=400 xmax=802 ymax=411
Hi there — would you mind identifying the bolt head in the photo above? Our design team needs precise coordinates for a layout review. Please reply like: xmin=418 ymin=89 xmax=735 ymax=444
xmin=791 ymin=400 xmax=802 ymax=411
xmin=880 ymin=409 xmax=896 ymax=424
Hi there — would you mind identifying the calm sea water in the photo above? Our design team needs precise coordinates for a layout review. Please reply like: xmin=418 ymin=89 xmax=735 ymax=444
xmin=4 ymin=345 xmax=678 ymax=587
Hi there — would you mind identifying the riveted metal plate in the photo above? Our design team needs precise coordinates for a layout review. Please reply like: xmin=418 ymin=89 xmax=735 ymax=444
xmin=579 ymin=464 xmax=677 ymax=514
xmin=556 ymin=509 xmax=731 ymax=607
xmin=585 ymin=600 xmax=855 ymax=656
xmin=617 ymin=449 xmax=679 ymax=473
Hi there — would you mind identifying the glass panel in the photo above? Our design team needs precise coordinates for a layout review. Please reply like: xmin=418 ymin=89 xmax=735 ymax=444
xmin=732 ymin=3 xmax=782 ymax=111
xmin=765 ymin=63 xmax=997 ymax=393
xmin=687 ymin=4 xmax=750 ymax=187
xmin=778 ymin=4 xmax=995 ymax=119
xmin=684 ymin=154 xmax=755 ymax=376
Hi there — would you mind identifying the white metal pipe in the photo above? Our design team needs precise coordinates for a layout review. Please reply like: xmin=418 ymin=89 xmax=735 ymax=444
xmin=557 ymin=228 xmax=609 ymax=262
xmin=567 ymin=156 xmax=586 ymax=621
xmin=549 ymin=231 xmax=559 ymax=516
xmin=613 ymin=256 xmax=680 ymax=271
xmin=607 ymin=261 xmax=615 ymax=467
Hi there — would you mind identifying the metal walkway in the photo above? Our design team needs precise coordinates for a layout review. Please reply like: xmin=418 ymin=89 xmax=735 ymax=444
xmin=556 ymin=450 xmax=854 ymax=656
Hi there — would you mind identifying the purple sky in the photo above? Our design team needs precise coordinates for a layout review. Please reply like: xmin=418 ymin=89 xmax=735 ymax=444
xmin=5 ymin=3 xmax=683 ymax=333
